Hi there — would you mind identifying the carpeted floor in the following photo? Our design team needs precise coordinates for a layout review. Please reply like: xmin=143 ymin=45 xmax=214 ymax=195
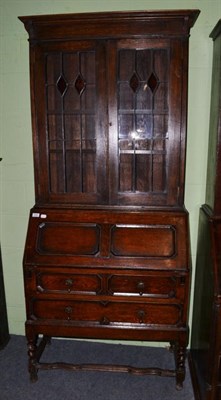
xmin=0 ymin=335 xmax=195 ymax=400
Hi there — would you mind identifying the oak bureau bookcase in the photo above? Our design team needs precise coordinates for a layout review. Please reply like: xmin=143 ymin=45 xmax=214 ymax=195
xmin=19 ymin=10 xmax=199 ymax=389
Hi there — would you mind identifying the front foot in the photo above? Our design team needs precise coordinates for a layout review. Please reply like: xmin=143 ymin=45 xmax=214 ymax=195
xmin=175 ymin=344 xmax=186 ymax=390
xmin=30 ymin=366 xmax=38 ymax=383
xmin=27 ymin=336 xmax=39 ymax=383
xmin=176 ymin=380 xmax=183 ymax=391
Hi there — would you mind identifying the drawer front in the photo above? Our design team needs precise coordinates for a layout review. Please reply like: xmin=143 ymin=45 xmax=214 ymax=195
xmin=36 ymin=271 xmax=102 ymax=294
xmin=108 ymin=274 xmax=185 ymax=299
xmin=29 ymin=299 xmax=182 ymax=326
xmin=28 ymin=268 xmax=187 ymax=300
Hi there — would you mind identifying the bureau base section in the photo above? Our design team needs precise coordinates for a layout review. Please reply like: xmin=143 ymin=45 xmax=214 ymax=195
xmin=23 ymin=207 xmax=190 ymax=389
xmin=25 ymin=321 xmax=189 ymax=390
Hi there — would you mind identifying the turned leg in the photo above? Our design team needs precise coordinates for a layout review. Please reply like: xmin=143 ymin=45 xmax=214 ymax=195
xmin=27 ymin=335 xmax=39 ymax=382
xmin=175 ymin=344 xmax=186 ymax=390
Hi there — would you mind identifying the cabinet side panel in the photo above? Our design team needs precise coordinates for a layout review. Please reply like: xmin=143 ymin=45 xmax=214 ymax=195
xmin=205 ymin=34 xmax=221 ymax=213
xmin=190 ymin=208 xmax=214 ymax=399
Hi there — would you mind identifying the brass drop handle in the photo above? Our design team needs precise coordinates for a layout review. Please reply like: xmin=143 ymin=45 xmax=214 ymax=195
xmin=65 ymin=306 xmax=72 ymax=313
xmin=65 ymin=278 xmax=73 ymax=291
xmin=100 ymin=316 xmax=110 ymax=325
xmin=137 ymin=281 xmax=145 ymax=295
xmin=137 ymin=310 xmax=146 ymax=324
xmin=65 ymin=306 xmax=73 ymax=320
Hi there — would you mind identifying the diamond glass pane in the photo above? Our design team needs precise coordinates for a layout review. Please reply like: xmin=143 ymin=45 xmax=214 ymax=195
xmin=147 ymin=72 xmax=159 ymax=93
xmin=75 ymin=74 xmax=86 ymax=95
xmin=56 ymin=75 xmax=67 ymax=96
xmin=129 ymin=72 xmax=140 ymax=93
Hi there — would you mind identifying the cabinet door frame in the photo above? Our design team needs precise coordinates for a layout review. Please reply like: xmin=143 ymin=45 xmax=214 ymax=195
xmin=108 ymin=38 xmax=187 ymax=206
xmin=31 ymin=37 xmax=188 ymax=207
xmin=31 ymin=40 xmax=108 ymax=205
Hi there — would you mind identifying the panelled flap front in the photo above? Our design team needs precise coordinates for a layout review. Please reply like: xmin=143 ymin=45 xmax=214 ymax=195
xmin=24 ymin=208 xmax=189 ymax=269
xmin=111 ymin=225 xmax=175 ymax=257
xmin=36 ymin=222 xmax=100 ymax=256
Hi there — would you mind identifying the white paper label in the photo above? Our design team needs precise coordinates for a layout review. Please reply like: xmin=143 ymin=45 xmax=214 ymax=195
xmin=32 ymin=213 xmax=40 ymax=218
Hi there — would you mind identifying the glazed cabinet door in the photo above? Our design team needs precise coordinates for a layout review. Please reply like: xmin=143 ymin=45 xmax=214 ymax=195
xmin=108 ymin=39 xmax=186 ymax=206
xmin=31 ymin=40 xmax=108 ymax=205
xmin=31 ymin=37 xmax=187 ymax=207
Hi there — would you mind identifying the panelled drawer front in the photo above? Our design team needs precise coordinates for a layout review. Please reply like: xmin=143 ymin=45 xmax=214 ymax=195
xmin=30 ymin=268 xmax=186 ymax=300
xmin=108 ymin=274 xmax=184 ymax=299
xmin=29 ymin=299 xmax=182 ymax=326
xmin=36 ymin=271 xmax=102 ymax=294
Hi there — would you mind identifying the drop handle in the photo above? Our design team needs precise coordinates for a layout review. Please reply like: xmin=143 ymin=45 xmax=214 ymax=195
xmin=100 ymin=316 xmax=110 ymax=325
xmin=65 ymin=278 xmax=73 ymax=290
xmin=137 ymin=281 xmax=145 ymax=295
xmin=137 ymin=310 xmax=146 ymax=324
xmin=65 ymin=306 xmax=73 ymax=320
xmin=65 ymin=306 xmax=73 ymax=313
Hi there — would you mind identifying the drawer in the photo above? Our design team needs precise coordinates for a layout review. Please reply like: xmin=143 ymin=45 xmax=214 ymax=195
xmin=29 ymin=299 xmax=183 ymax=326
xmin=107 ymin=274 xmax=184 ymax=299
xmin=36 ymin=271 xmax=102 ymax=294
xmin=27 ymin=268 xmax=187 ymax=300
